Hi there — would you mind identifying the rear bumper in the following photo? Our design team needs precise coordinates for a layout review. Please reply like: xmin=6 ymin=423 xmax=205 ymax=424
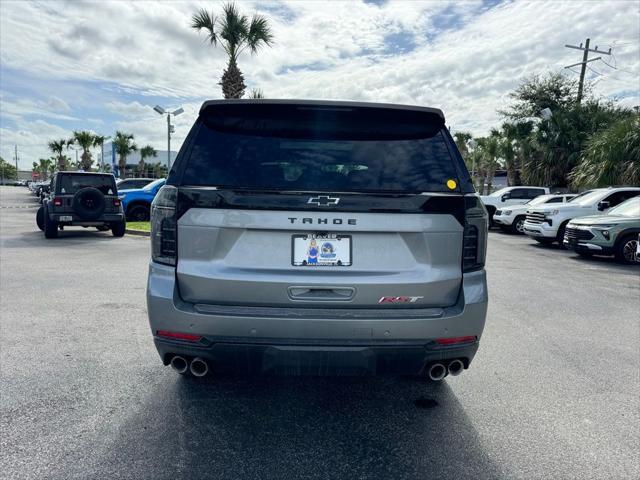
xmin=50 ymin=212 xmax=124 ymax=224
xmin=146 ymin=263 xmax=488 ymax=375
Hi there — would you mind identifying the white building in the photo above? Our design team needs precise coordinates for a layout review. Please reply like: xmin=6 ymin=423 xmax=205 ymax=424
xmin=101 ymin=142 xmax=178 ymax=176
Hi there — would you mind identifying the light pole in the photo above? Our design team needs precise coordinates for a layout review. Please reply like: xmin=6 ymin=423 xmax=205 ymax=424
xmin=153 ymin=105 xmax=184 ymax=171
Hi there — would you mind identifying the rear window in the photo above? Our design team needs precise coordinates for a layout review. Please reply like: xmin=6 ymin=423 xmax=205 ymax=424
xmin=180 ymin=104 xmax=463 ymax=193
xmin=58 ymin=174 xmax=115 ymax=195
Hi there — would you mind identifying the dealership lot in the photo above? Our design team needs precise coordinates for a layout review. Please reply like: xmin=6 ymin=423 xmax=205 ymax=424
xmin=1 ymin=186 xmax=638 ymax=480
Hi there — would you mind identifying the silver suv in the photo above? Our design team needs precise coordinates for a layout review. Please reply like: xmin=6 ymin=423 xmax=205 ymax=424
xmin=146 ymin=100 xmax=488 ymax=381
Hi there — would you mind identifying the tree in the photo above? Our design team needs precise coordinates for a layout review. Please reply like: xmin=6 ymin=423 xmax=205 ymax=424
xmin=70 ymin=131 xmax=97 ymax=171
xmin=500 ymin=72 xmax=581 ymax=121
xmin=0 ymin=157 xmax=18 ymax=180
xmin=93 ymin=135 xmax=108 ymax=171
xmin=248 ymin=88 xmax=265 ymax=99
xmin=138 ymin=145 xmax=158 ymax=177
xmin=48 ymin=139 xmax=69 ymax=171
xmin=192 ymin=3 xmax=273 ymax=99
xmin=33 ymin=158 xmax=53 ymax=181
xmin=112 ymin=131 xmax=137 ymax=179
xmin=498 ymin=123 xmax=520 ymax=186
xmin=570 ymin=116 xmax=640 ymax=188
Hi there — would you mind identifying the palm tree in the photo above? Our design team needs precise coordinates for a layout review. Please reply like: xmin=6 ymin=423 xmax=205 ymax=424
xmin=34 ymin=158 xmax=53 ymax=181
xmin=93 ymin=135 xmax=108 ymax=171
xmin=571 ymin=116 xmax=640 ymax=188
xmin=112 ymin=131 xmax=137 ymax=179
xmin=138 ymin=145 xmax=158 ymax=177
xmin=191 ymin=3 xmax=273 ymax=99
xmin=69 ymin=131 xmax=98 ymax=171
xmin=48 ymin=139 xmax=68 ymax=171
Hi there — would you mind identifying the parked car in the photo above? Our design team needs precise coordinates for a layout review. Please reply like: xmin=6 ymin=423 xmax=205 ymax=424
xmin=493 ymin=193 xmax=576 ymax=234
xmin=480 ymin=186 xmax=550 ymax=225
xmin=147 ymin=99 xmax=489 ymax=381
xmin=120 ymin=178 xmax=165 ymax=221
xmin=36 ymin=171 xmax=125 ymax=238
xmin=524 ymin=187 xmax=640 ymax=247
xmin=116 ymin=178 xmax=155 ymax=191
xmin=563 ymin=197 xmax=640 ymax=264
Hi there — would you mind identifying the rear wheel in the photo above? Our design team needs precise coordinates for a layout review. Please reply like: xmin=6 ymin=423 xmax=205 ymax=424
xmin=511 ymin=216 xmax=526 ymax=234
xmin=127 ymin=204 xmax=150 ymax=221
xmin=615 ymin=234 xmax=639 ymax=264
xmin=36 ymin=206 xmax=45 ymax=231
xmin=111 ymin=221 xmax=126 ymax=237
xmin=44 ymin=207 xmax=58 ymax=239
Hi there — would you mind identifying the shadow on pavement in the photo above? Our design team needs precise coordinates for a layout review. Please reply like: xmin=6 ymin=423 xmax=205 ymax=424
xmin=82 ymin=375 xmax=501 ymax=480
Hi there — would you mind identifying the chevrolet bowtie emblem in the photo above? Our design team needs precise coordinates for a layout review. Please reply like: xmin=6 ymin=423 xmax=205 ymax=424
xmin=307 ymin=196 xmax=340 ymax=206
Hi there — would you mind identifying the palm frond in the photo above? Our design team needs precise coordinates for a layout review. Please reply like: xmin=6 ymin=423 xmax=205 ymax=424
xmin=246 ymin=15 xmax=273 ymax=54
xmin=191 ymin=8 xmax=217 ymax=45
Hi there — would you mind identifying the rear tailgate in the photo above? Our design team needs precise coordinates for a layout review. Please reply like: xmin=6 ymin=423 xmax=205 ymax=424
xmin=170 ymin=101 xmax=473 ymax=310
xmin=176 ymin=207 xmax=463 ymax=308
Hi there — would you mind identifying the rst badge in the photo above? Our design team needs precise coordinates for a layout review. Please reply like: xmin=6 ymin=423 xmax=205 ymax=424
xmin=378 ymin=296 xmax=424 ymax=304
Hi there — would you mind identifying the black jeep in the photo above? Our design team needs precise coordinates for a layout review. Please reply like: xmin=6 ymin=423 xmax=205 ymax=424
xmin=36 ymin=172 xmax=126 ymax=239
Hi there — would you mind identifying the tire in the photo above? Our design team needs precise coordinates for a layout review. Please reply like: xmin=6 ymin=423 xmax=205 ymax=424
xmin=44 ymin=207 xmax=58 ymax=239
xmin=36 ymin=206 xmax=45 ymax=231
xmin=127 ymin=204 xmax=150 ymax=222
xmin=72 ymin=187 xmax=106 ymax=220
xmin=556 ymin=222 xmax=569 ymax=248
xmin=534 ymin=238 xmax=555 ymax=245
xmin=111 ymin=221 xmax=126 ymax=237
xmin=486 ymin=206 xmax=496 ymax=228
xmin=614 ymin=234 xmax=639 ymax=264
xmin=510 ymin=216 xmax=526 ymax=234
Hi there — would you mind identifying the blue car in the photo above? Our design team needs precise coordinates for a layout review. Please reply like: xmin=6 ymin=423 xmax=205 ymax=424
xmin=119 ymin=178 xmax=165 ymax=221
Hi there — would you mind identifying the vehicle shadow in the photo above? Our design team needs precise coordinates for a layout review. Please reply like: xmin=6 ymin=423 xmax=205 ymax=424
xmin=1 ymin=229 xmax=125 ymax=248
xmin=82 ymin=375 xmax=502 ymax=480
xmin=567 ymin=252 xmax=639 ymax=272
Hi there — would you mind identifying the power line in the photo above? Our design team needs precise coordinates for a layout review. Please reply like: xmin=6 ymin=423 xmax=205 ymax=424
xmin=564 ymin=38 xmax=612 ymax=104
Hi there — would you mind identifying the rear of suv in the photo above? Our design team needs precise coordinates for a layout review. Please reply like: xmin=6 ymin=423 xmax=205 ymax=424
xmin=147 ymin=100 xmax=489 ymax=380
xmin=36 ymin=171 xmax=125 ymax=238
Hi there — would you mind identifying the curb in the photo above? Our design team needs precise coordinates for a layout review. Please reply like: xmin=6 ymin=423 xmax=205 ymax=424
xmin=125 ymin=229 xmax=150 ymax=237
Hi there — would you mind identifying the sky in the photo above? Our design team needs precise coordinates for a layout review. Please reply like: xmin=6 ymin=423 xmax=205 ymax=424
xmin=0 ymin=0 xmax=638 ymax=170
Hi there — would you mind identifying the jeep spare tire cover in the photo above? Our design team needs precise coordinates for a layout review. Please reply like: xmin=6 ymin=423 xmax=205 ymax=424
xmin=72 ymin=187 xmax=106 ymax=220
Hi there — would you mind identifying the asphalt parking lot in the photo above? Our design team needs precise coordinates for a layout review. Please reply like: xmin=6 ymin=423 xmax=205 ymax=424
xmin=1 ymin=185 xmax=638 ymax=480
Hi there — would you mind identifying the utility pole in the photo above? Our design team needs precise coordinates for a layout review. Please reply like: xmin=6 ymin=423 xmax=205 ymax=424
xmin=564 ymin=38 xmax=611 ymax=104
xmin=14 ymin=145 xmax=19 ymax=172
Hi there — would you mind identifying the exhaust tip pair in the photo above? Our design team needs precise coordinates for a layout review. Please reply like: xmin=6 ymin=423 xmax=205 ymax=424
xmin=427 ymin=359 xmax=465 ymax=381
xmin=170 ymin=355 xmax=209 ymax=377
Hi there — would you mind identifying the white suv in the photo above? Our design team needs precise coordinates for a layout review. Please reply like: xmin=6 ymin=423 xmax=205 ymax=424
xmin=480 ymin=186 xmax=550 ymax=225
xmin=523 ymin=187 xmax=640 ymax=246
xmin=493 ymin=193 xmax=575 ymax=234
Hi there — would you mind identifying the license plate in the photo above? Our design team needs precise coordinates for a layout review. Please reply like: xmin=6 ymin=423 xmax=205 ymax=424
xmin=59 ymin=215 xmax=73 ymax=222
xmin=292 ymin=234 xmax=351 ymax=266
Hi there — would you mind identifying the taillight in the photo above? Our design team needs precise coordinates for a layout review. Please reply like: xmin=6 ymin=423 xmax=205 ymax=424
xmin=156 ymin=330 xmax=202 ymax=342
xmin=113 ymin=199 xmax=121 ymax=207
xmin=53 ymin=198 xmax=62 ymax=206
xmin=462 ymin=195 xmax=487 ymax=272
xmin=151 ymin=185 xmax=177 ymax=266
xmin=435 ymin=336 xmax=477 ymax=345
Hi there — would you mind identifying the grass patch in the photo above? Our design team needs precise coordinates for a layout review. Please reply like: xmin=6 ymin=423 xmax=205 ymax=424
xmin=126 ymin=221 xmax=150 ymax=232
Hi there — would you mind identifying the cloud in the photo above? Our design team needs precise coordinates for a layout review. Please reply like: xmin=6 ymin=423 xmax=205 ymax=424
xmin=0 ymin=0 xmax=638 ymax=168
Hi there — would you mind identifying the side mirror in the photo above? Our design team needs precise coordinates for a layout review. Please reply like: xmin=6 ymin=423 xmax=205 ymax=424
xmin=501 ymin=193 xmax=511 ymax=201
xmin=597 ymin=201 xmax=610 ymax=211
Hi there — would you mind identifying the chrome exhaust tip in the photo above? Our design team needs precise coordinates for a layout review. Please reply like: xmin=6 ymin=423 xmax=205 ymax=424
xmin=427 ymin=363 xmax=447 ymax=381
xmin=170 ymin=355 xmax=188 ymax=374
xmin=190 ymin=357 xmax=209 ymax=377
xmin=448 ymin=359 xmax=464 ymax=376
